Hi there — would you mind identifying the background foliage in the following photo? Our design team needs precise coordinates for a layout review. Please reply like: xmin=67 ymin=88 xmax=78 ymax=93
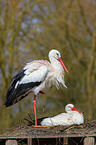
xmin=0 ymin=0 xmax=96 ymax=133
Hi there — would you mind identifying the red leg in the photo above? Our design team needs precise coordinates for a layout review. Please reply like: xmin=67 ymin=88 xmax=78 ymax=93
xmin=33 ymin=95 xmax=37 ymax=126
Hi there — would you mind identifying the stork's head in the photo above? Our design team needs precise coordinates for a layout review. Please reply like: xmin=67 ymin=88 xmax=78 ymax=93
xmin=48 ymin=49 xmax=68 ymax=73
xmin=49 ymin=49 xmax=61 ymax=60
xmin=65 ymin=104 xmax=82 ymax=113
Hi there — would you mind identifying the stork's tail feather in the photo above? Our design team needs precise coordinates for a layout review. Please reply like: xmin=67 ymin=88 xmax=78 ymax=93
xmin=5 ymin=70 xmax=26 ymax=107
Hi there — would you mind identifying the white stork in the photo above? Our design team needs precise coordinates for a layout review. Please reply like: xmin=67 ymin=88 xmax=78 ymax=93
xmin=5 ymin=49 xmax=68 ymax=126
xmin=40 ymin=104 xmax=84 ymax=126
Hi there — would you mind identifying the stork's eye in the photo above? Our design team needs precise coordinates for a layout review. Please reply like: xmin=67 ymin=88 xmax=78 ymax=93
xmin=68 ymin=106 xmax=72 ymax=109
xmin=56 ymin=53 xmax=59 ymax=56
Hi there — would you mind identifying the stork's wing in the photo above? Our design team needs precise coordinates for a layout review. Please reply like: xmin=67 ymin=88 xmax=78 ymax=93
xmin=20 ymin=65 xmax=48 ymax=84
xmin=41 ymin=113 xmax=73 ymax=126
xmin=5 ymin=62 xmax=49 ymax=107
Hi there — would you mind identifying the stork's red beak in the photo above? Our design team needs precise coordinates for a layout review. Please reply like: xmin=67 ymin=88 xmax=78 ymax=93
xmin=72 ymin=107 xmax=82 ymax=113
xmin=58 ymin=58 xmax=68 ymax=73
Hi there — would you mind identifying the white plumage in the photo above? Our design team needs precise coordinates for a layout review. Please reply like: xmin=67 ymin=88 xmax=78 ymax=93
xmin=5 ymin=49 xmax=68 ymax=126
xmin=41 ymin=104 xmax=84 ymax=126
xmin=17 ymin=49 xmax=68 ymax=94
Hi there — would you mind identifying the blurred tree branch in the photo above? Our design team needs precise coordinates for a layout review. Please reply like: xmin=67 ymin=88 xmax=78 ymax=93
xmin=87 ymin=23 xmax=96 ymax=119
xmin=77 ymin=0 xmax=92 ymax=35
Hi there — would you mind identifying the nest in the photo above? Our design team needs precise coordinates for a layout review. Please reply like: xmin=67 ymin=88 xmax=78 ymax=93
xmin=0 ymin=115 xmax=96 ymax=138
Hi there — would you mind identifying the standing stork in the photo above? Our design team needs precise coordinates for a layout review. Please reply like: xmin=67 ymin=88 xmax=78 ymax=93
xmin=5 ymin=49 xmax=68 ymax=126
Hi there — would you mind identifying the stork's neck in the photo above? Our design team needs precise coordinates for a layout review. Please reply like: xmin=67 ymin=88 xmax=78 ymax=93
xmin=50 ymin=57 xmax=62 ymax=70
xmin=67 ymin=111 xmax=74 ymax=114
xmin=67 ymin=111 xmax=80 ymax=115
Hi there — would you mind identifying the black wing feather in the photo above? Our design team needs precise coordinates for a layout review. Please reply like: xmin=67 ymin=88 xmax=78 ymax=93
xmin=6 ymin=70 xmax=25 ymax=98
xmin=5 ymin=70 xmax=41 ymax=107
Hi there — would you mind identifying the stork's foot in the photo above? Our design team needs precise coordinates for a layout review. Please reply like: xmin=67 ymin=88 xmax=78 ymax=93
xmin=39 ymin=91 xmax=46 ymax=95
xmin=32 ymin=125 xmax=50 ymax=128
